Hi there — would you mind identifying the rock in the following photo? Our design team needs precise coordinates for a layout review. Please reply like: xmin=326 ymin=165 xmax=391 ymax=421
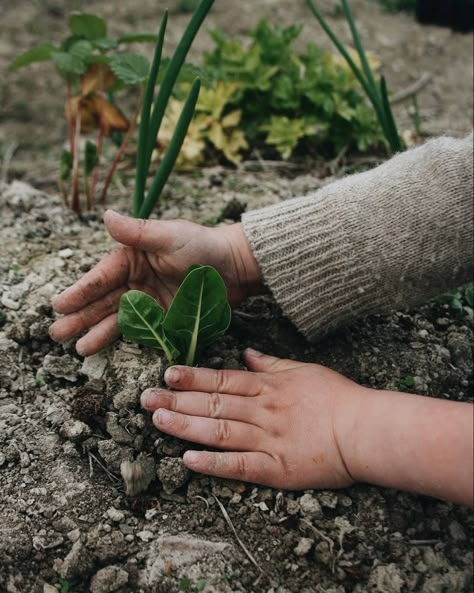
xmin=60 ymin=419 xmax=92 ymax=442
xmin=90 ymin=566 xmax=128 ymax=593
xmin=318 ymin=491 xmax=338 ymax=509
xmin=42 ymin=354 xmax=80 ymax=382
xmin=120 ymin=454 xmax=156 ymax=496
xmin=81 ymin=352 xmax=109 ymax=381
xmin=113 ymin=387 xmax=139 ymax=410
xmin=448 ymin=520 xmax=466 ymax=541
xmin=59 ymin=248 xmax=74 ymax=259
xmin=106 ymin=508 xmax=125 ymax=523
xmin=1 ymin=293 xmax=20 ymax=310
xmin=294 ymin=537 xmax=313 ymax=557
xmin=97 ymin=439 xmax=133 ymax=473
xmin=59 ymin=540 xmax=94 ymax=579
xmin=137 ymin=530 xmax=154 ymax=542
xmin=368 ymin=563 xmax=404 ymax=593
xmin=143 ymin=535 xmax=232 ymax=586
xmin=43 ymin=585 xmax=59 ymax=593
xmin=105 ymin=413 xmax=134 ymax=445
xmin=3 ymin=180 xmax=45 ymax=211
xmin=157 ymin=457 xmax=190 ymax=494
xmin=298 ymin=493 xmax=322 ymax=519
xmin=447 ymin=332 xmax=472 ymax=369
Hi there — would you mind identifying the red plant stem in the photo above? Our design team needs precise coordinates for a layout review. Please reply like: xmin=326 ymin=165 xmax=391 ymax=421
xmin=88 ymin=90 xmax=107 ymax=210
xmin=71 ymin=104 xmax=82 ymax=215
xmin=100 ymin=94 xmax=143 ymax=205
xmin=89 ymin=123 xmax=105 ymax=210
xmin=66 ymin=81 xmax=75 ymax=157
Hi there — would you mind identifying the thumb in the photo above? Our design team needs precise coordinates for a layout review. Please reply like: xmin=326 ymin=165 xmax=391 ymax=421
xmin=244 ymin=348 xmax=303 ymax=373
xmin=104 ymin=210 xmax=176 ymax=253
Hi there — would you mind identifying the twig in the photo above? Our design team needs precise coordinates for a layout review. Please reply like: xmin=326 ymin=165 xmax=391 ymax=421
xmin=301 ymin=518 xmax=336 ymax=572
xmin=88 ymin=452 xmax=121 ymax=483
xmin=391 ymin=73 xmax=432 ymax=104
xmin=212 ymin=494 xmax=264 ymax=575
xmin=190 ymin=494 xmax=210 ymax=511
xmin=409 ymin=539 xmax=441 ymax=546
xmin=1 ymin=142 xmax=19 ymax=184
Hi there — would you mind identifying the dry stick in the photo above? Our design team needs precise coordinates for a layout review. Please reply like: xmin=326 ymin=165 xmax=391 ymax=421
xmin=391 ymin=72 xmax=432 ymax=104
xmin=100 ymin=94 xmax=143 ymax=205
xmin=1 ymin=141 xmax=19 ymax=184
xmin=212 ymin=494 xmax=264 ymax=575
xmin=71 ymin=105 xmax=82 ymax=215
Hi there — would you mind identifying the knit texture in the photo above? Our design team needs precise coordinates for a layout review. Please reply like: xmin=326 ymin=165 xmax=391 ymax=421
xmin=242 ymin=134 xmax=474 ymax=340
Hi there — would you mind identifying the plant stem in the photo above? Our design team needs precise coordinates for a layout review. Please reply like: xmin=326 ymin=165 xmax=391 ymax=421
xmin=138 ymin=78 xmax=201 ymax=219
xmin=71 ymin=104 xmax=82 ymax=215
xmin=66 ymin=81 xmax=75 ymax=157
xmin=134 ymin=10 xmax=168 ymax=217
xmin=100 ymin=92 xmax=143 ymax=205
xmin=89 ymin=93 xmax=106 ymax=210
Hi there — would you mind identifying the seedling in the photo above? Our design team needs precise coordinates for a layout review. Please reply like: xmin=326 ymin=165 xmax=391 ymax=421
xmin=118 ymin=265 xmax=231 ymax=366
xmin=307 ymin=0 xmax=403 ymax=153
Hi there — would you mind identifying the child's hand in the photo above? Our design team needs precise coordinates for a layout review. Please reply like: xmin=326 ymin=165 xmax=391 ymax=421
xmin=142 ymin=348 xmax=474 ymax=505
xmin=50 ymin=211 xmax=262 ymax=356
xmin=142 ymin=348 xmax=360 ymax=490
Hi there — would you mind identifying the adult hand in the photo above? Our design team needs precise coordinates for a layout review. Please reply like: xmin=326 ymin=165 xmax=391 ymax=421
xmin=50 ymin=211 xmax=262 ymax=356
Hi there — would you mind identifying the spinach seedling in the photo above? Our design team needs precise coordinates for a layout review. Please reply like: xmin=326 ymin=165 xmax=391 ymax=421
xmin=118 ymin=265 xmax=231 ymax=366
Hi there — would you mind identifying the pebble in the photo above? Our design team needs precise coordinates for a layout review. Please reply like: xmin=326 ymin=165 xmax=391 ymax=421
xmin=58 ymin=248 xmax=74 ymax=259
xmin=294 ymin=537 xmax=313 ymax=557
xmin=1 ymin=293 xmax=20 ymax=310
xmin=90 ymin=565 xmax=129 ymax=593
xmin=106 ymin=508 xmax=125 ymax=523
xmin=137 ymin=530 xmax=154 ymax=542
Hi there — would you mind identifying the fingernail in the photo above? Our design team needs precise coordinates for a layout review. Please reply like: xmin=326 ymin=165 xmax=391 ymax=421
xmin=156 ymin=409 xmax=173 ymax=426
xmin=183 ymin=451 xmax=200 ymax=467
xmin=245 ymin=347 xmax=263 ymax=358
xmin=165 ymin=366 xmax=181 ymax=384
xmin=140 ymin=389 xmax=154 ymax=408
xmin=76 ymin=343 xmax=87 ymax=357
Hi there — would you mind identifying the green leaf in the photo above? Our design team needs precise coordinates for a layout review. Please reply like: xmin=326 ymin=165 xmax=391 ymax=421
xmin=60 ymin=150 xmax=73 ymax=181
xmin=84 ymin=141 xmax=99 ymax=176
xmin=118 ymin=291 xmax=179 ymax=363
xmin=51 ymin=51 xmax=87 ymax=76
xmin=110 ymin=53 xmax=150 ymax=85
xmin=118 ymin=33 xmax=159 ymax=44
xmin=465 ymin=284 xmax=474 ymax=307
xmin=9 ymin=42 xmax=56 ymax=71
xmin=69 ymin=40 xmax=94 ymax=61
xmin=260 ymin=115 xmax=318 ymax=159
xmin=163 ymin=265 xmax=231 ymax=366
xmin=92 ymin=37 xmax=119 ymax=51
xmin=69 ymin=14 xmax=107 ymax=41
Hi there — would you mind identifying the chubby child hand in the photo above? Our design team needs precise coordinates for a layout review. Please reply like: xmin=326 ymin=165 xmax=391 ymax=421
xmin=142 ymin=348 xmax=359 ymax=490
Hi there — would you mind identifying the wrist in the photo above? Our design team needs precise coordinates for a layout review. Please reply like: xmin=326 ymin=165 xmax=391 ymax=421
xmin=224 ymin=223 xmax=265 ymax=299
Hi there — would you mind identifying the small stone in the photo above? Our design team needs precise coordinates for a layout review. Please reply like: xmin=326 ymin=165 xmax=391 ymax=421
xmin=97 ymin=440 xmax=133 ymax=473
xmin=60 ymin=419 xmax=91 ymax=442
xmin=59 ymin=248 xmax=74 ymax=259
xmin=105 ymin=413 xmax=134 ymax=445
xmin=67 ymin=528 xmax=81 ymax=543
xmin=157 ymin=457 xmax=190 ymax=494
xmin=81 ymin=352 xmax=109 ymax=381
xmin=120 ymin=454 xmax=156 ymax=496
xmin=43 ymin=585 xmax=59 ymax=593
xmin=42 ymin=354 xmax=80 ymax=382
xmin=59 ymin=540 xmax=94 ymax=579
xmin=448 ymin=520 xmax=466 ymax=541
xmin=1 ymin=293 xmax=20 ymax=310
xmin=106 ymin=508 xmax=125 ymax=523
xmin=137 ymin=530 xmax=154 ymax=542
xmin=294 ymin=537 xmax=313 ymax=557
xmin=299 ymin=493 xmax=322 ymax=518
xmin=90 ymin=565 xmax=128 ymax=593
xmin=318 ymin=491 xmax=338 ymax=509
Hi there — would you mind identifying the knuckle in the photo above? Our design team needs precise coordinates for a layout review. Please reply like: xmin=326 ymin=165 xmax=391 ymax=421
xmin=215 ymin=419 xmax=231 ymax=443
xmin=179 ymin=414 xmax=191 ymax=433
xmin=215 ymin=370 xmax=230 ymax=394
xmin=234 ymin=453 xmax=248 ymax=478
xmin=207 ymin=392 xmax=223 ymax=418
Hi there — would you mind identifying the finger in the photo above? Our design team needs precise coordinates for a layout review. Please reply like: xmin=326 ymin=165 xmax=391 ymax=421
xmin=153 ymin=410 xmax=265 ymax=451
xmin=244 ymin=348 xmax=305 ymax=373
xmin=50 ymin=287 xmax=126 ymax=342
xmin=183 ymin=450 xmax=278 ymax=485
xmin=164 ymin=366 xmax=264 ymax=397
xmin=75 ymin=312 xmax=119 ymax=356
xmin=141 ymin=388 xmax=259 ymax=425
xmin=52 ymin=248 xmax=130 ymax=315
xmin=104 ymin=210 xmax=185 ymax=253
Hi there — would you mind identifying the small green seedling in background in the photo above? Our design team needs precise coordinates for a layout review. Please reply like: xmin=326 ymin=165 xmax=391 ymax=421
xmin=436 ymin=283 xmax=474 ymax=317
xmin=306 ymin=0 xmax=403 ymax=154
xmin=9 ymin=13 xmax=159 ymax=213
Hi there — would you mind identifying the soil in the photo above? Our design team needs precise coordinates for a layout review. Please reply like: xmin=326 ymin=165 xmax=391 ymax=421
xmin=0 ymin=2 xmax=473 ymax=593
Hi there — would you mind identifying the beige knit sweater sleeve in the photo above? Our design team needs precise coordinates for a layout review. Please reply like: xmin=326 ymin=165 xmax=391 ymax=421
xmin=241 ymin=134 xmax=474 ymax=340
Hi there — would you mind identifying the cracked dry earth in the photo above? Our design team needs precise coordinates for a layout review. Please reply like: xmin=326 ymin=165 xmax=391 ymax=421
xmin=0 ymin=175 xmax=473 ymax=593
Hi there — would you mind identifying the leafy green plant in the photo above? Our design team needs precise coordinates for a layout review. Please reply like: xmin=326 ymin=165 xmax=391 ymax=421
xmin=118 ymin=266 xmax=231 ymax=366
xmin=436 ymin=283 xmax=474 ymax=317
xmin=162 ymin=19 xmax=387 ymax=165
xmin=10 ymin=13 xmax=157 ymax=213
xmin=306 ymin=0 xmax=403 ymax=154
